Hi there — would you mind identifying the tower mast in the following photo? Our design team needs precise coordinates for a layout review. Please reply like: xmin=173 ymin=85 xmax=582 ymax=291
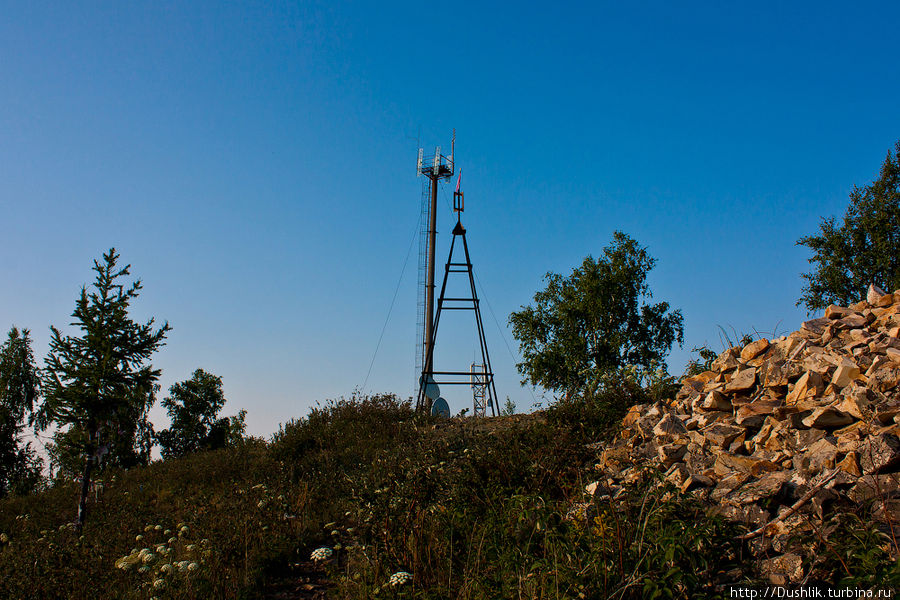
xmin=416 ymin=132 xmax=454 ymax=409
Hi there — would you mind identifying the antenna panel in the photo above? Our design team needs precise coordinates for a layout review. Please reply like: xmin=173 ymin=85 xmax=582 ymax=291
xmin=416 ymin=148 xmax=423 ymax=177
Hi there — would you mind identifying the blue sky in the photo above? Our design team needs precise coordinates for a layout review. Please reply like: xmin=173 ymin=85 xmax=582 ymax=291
xmin=2 ymin=1 xmax=899 ymax=441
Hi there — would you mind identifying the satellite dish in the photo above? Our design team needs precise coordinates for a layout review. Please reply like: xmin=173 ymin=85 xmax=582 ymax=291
xmin=431 ymin=397 xmax=450 ymax=419
xmin=421 ymin=375 xmax=440 ymax=400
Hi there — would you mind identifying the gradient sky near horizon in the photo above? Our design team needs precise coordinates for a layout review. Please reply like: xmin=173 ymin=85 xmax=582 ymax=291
xmin=3 ymin=1 xmax=900 ymax=445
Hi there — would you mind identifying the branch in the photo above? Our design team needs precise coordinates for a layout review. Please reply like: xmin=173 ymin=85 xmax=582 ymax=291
xmin=737 ymin=468 xmax=841 ymax=541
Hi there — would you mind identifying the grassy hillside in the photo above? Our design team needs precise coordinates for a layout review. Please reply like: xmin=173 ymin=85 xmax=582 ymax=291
xmin=3 ymin=392 xmax=758 ymax=599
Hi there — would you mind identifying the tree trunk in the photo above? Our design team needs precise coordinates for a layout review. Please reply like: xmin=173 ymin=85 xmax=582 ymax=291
xmin=75 ymin=454 xmax=93 ymax=532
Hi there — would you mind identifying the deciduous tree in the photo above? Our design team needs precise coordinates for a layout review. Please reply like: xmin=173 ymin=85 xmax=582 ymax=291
xmin=156 ymin=369 xmax=246 ymax=459
xmin=798 ymin=141 xmax=900 ymax=311
xmin=509 ymin=231 xmax=683 ymax=397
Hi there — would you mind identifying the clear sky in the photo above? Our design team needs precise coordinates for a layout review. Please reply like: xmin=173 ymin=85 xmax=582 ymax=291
xmin=2 ymin=1 xmax=899 ymax=443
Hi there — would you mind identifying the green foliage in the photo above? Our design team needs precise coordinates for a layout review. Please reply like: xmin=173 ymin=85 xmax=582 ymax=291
xmin=683 ymin=344 xmax=718 ymax=378
xmin=798 ymin=140 xmax=900 ymax=311
xmin=546 ymin=372 xmax=646 ymax=441
xmin=500 ymin=397 xmax=516 ymax=416
xmin=0 ymin=327 xmax=43 ymax=497
xmin=510 ymin=231 xmax=684 ymax=397
xmin=35 ymin=248 xmax=170 ymax=527
xmin=157 ymin=369 xmax=246 ymax=459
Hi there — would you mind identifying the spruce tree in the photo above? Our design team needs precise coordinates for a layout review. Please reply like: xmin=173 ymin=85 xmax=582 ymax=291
xmin=0 ymin=326 xmax=42 ymax=497
xmin=36 ymin=248 xmax=170 ymax=529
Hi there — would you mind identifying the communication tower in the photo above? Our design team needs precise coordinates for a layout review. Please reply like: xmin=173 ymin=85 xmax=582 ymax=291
xmin=415 ymin=143 xmax=498 ymax=417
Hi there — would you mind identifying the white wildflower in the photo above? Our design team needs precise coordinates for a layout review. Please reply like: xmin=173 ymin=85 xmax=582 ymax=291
xmin=142 ymin=552 xmax=156 ymax=564
xmin=0 ymin=533 xmax=8 ymax=543
xmin=164 ymin=529 xmax=172 ymax=536
xmin=168 ymin=537 xmax=177 ymax=545
xmin=144 ymin=525 xmax=153 ymax=532
xmin=153 ymin=579 xmax=166 ymax=590
xmin=180 ymin=525 xmax=189 ymax=536
xmin=154 ymin=525 xmax=162 ymax=531
xmin=138 ymin=565 xmax=150 ymax=573
xmin=188 ymin=562 xmax=200 ymax=572
xmin=160 ymin=563 xmax=172 ymax=574
xmin=310 ymin=547 xmax=333 ymax=562
xmin=186 ymin=544 xmax=196 ymax=552
xmin=136 ymin=535 xmax=144 ymax=542
xmin=389 ymin=571 xmax=413 ymax=587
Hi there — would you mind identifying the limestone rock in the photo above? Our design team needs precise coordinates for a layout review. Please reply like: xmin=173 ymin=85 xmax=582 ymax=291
xmin=703 ymin=423 xmax=745 ymax=449
xmin=801 ymin=406 xmax=855 ymax=429
xmin=653 ymin=413 xmax=687 ymax=439
xmin=713 ymin=452 xmax=780 ymax=477
xmin=729 ymin=471 xmax=788 ymax=505
xmin=858 ymin=434 xmax=900 ymax=474
xmin=699 ymin=390 xmax=731 ymax=412
xmin=741 ymin=338 xmax=770 ymax=361
xmin=726 ymin=368 xmax=757 ymax=393
xmin=868 ymin=283 xmax=888 ymax=305
xmin=657 ymin=442 xmax=688 ymax=467
xmin=761 ymin=553 xmax=804 ymax=585
xmin=802 ymin=317 xmax=831 ymax=335
xmin=786 ymin=371 xmax=824 ymax=406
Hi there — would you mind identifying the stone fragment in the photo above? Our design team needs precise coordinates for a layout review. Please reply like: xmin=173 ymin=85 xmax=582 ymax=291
xmin=710 ymin=347 xmax=740 ymax=373
xmin=699 ymin=390 xmax=731 ymax=412
xmin=735 ymin=399 xmax=781 ymax=428
xmin=657 ymin=443 xmax=688 ymax=467
xmin=877 ymin=292 xmax=895 ymax=308
xmin=802 ymin=406 xmax=855 ymax=429
xmin=875 ymin=406 xmax=900 ymax=425
xmin=761 ymin=552 xmax=804 ymax=585
xmin=831 ymin=361 xmax=861 ymax=388
xmin=837 ymin=387 xmax=874 ymax=421
xmin=799 ymin=438 xmax=838 ymax=474
xmin=703 ymin=423 xmax=746 ymax=449
xmin=761 ymin=361 xmax=791 ymax=388
xmin=825 ymin=305 xmax=852 ymax=319
xmin=741 ymin=338 xmax=770 ymax=361
xmin=868 ymin=283 xmax=888 ymax=305
xmin=664 ymin=463 xmax=690 ymax=487
xmin=680 ymin=473 xmax=714 ymax=493
xmin=598 ymin=447 xmax=631 ymax=471
xmin=870 ymin=366 xmax=900 ymax=392
xmin=621 ymin=405 xmax=645 ymax=429
xmin=713 ymin=452 xmax=780 ymax=477
xmin=838 ymin=313 xmax=868 ymax=329
xmin=786 ymin=371 xmax=825 ymax=406
xmin=729 ymin=471 xmax=788 ymax=505
xmin=802 ymin=317 xmax=831 ymax=335
xmin=726 ymin=368 xmax=757 ymax=393
xmin=836 ymin=452 xmax=862 ymax=476
xmin=653 ymin=413 xmax=687 ymax=439
xmin=858 ymin=434 xmax=900 ymax=474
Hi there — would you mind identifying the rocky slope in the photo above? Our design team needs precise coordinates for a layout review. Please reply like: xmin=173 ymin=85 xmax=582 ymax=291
xmin=591 ymin=285 xmax=900 ymax=584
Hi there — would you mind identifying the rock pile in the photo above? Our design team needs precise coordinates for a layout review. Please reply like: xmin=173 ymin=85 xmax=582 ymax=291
xmin=593 ymin=285 xmax=900 ymax=584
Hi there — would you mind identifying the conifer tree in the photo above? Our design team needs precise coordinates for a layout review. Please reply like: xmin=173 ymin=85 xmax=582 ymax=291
xmin=36 ymin=248 xmax=170 ymax=529
xmin=0 ymin=326 xmax=42 ymax=497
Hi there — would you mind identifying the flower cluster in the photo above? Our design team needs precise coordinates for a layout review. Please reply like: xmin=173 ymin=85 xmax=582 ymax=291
xmin=310 ymin=546 xmax=333 ymax=562
xmin=115 ymin=521 xmax=209 ymax=593
xmin=389 ymin=571 xmax=412 ymax=586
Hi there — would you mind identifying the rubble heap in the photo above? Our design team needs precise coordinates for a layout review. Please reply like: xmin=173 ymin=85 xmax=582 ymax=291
xmin=593 ymin=285 xmax=900 ymax=584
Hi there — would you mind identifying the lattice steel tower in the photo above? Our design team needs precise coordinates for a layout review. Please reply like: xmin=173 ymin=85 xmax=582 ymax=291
xmin=415 ymin=143 xmax=498 ymax=417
